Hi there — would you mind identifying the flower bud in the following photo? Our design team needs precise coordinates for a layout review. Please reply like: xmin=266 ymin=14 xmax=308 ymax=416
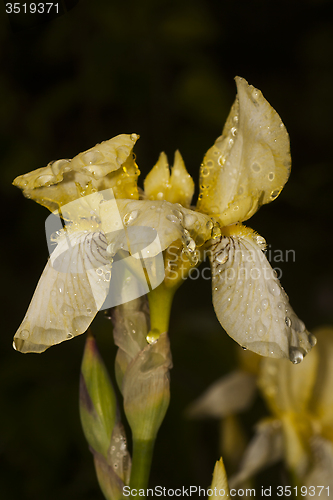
xmin=79 ymin=331 xmax=117 ymax=458
xmin=123 ymin=331 xmax=172 ymax=442
xmin=210 ymin=458 xmax=230 ymax=499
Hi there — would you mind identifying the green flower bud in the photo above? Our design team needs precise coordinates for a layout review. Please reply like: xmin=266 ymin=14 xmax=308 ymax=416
xmin=79 ymin=331 xmax=117 ymax=457
xmin=123 ymin=331 xmax=172 ymax=442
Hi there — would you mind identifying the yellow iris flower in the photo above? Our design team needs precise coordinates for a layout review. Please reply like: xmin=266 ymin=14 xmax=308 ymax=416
xmin=13 ymin=77 xmax=315 ymax=363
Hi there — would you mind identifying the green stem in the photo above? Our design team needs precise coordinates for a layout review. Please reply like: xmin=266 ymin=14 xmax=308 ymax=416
xmin=147 ymin=281 xmax=176 ymax=342
xmin=129 ymin=438 xmax=156 ymax=494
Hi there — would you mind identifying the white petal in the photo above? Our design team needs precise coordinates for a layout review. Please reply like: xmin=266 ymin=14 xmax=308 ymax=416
xmin=309 ymin=327 xmax=333 ymax=424
xmin=258 ymin=348 xmax=318 ymax=416
xmin=186 ymin=370 xmax=256 ymax=419
xmin=197 ymin=77 xmax=290 ymax=225
xmin=305 ymin=437 xmax=333 ymax=498
xmin=110 ymin=199 xmax=211 ymax=255
xmin=210 ymin=225 xmax=315 ymax=362
xmin=13 ymin=230 xmax=112 ymax=353
xmin=229 ymin=419 xmax=283 ymax=488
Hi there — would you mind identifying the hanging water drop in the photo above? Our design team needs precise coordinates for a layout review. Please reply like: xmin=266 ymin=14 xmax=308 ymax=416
xmin=289 ymin=347 xmax=304 ymax=364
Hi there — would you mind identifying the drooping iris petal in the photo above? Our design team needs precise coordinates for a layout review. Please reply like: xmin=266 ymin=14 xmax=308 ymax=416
xmin=13 ymin=133 xmax=140 ymax=211
xmin=13 ymin=229 xmax=112 ymax=353
xmin=309 ymin=328 xmax=333 ymax=426
xmin=209 ymin=224 xmax=315 ymax=362
xmin=197 ymin=77 xmax=291 ymax=225
xmin=229 ymin=420 xmax=283 ymax=488
xmin=186 ymin=370 xmax=257 ymax=419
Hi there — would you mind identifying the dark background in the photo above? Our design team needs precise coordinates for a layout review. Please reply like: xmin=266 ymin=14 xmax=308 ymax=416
xmin=1 ymin=0 xmax=333 ymax=498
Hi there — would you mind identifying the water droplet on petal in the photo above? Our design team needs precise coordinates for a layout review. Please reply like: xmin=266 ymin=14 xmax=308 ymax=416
xmin=308 ymin=333 xmax=317 ymax=346
xmin=216 ymin=253 xmax=228 ymax=264
xmin=289 ymin=347 xmax=304 ymax=364
xmin=268 ymin=172 xmax=275 ymax=181
xmin=20 ymin=329 xmax=30 ymax=340
xmin=261 ymin=298 xmax=269 ymax=310
xmin=255 ymin=320 xmax=267 ymax=338
xmin=183 ymin=213 xmax=197 ymax=228
xmin=58 ymin=280 xmax=65 ymax=294
xmin=268 ymin=282 xmax=280 ymax=297
xmin=67 ymin=333 xmax=74 ymax=339
xmin=285 ymin=316 xmax=292 ymax=327
xmin=166 ymin=214 xmax=179 ymax=223
xmin=270 ymin=188 xmax=281 ymax=200
xmin=251 ymin=162 xmax=261 ymax=173
xmin=123 ymin=210 xmax=139 ymax=225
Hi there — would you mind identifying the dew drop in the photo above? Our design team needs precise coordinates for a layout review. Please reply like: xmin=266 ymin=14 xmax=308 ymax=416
xmin=268 ymin=282 xmax=280 ymax=297
xmin=261 ymin=298 xmax=269 ymax=310
xmin=67 ymin=333 xmax=74 ymax=339
xmin=251 ymin=162 xmax=261 ymax=173
xmin=186 ymin=238 xmax=196 ymax=253
xmin=211 ymin=225 xmax=221 ymax=239
xmin=61 ymin=304 xmax=74 ymax=315
xmin=166 ymin=214 xmax=179 ymax=223
xmin=289 ymin=347 xmax=304 ymax=364
xmin=268 ymin=172 xmax=275 ymax=181
xmin=255 ymin=320 xmax=267 ymax=338
xmin=231 ymin=126 xmax=237 ymax=136
xmin=81 ymin=150 xmax=103 ymax=165
xmin=216 ymin=253 xmax=228 ymax=264
xmin=270 ymin=188 xmax=281 ymax=200
xmin=201 ymin=166 xmax=210 ymax=177
xmin=206 ymin=220 xmax=214 ymax=231
xmin=285 ymin=316 xmax=292 ymax=327
xmin=20 ymin=329 xmax=30 ymax=340
xmin=86 ymin=308 xmax=92 ymax=314
xmin=242 ymin=346 xmax=247 ymax=351
xmin=184 ymin=213 xmax=197 ymax=228
xmin=218 ymin=155 xmax=225 ymax=166
xmin=277 ymin=302 xmax=285 ymax=311
xmin=252 ymin=89 xmax=259 ymax=100
xmin=58 ymin=280 xmax=65 ymax=294
xmin=123 ymin=210 xmax=139 ymax=225
xmin=308 ymin=333 xmax=317 ymax=347
xmin=255 ymin=235 xmax=266 ymax=249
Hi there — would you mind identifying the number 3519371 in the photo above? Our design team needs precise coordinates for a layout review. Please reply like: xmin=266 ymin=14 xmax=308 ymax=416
xmin=6 ymin=3 xmax=59 ymax=14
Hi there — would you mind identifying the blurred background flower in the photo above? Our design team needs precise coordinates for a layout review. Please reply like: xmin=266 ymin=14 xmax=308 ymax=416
xmin=1 ymin=1 xmax=333 ymax=498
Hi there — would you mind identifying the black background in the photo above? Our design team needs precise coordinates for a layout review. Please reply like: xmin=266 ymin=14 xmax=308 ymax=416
xmin=1 ymin=0 xmax=333 ymax=498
